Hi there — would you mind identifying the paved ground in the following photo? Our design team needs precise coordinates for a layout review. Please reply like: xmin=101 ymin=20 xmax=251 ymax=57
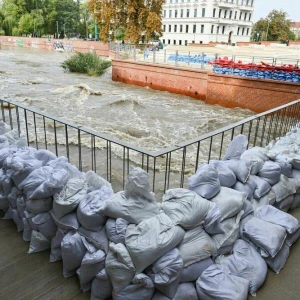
xmin=0 ymin=208 xmax=300 ymax=300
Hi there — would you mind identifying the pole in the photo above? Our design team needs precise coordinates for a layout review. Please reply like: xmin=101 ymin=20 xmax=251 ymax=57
xmin=56 ymin=21 xmax=58 ymax=39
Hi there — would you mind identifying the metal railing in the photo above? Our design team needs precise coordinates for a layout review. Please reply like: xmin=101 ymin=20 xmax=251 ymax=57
xmin=1 ymin=98 xmax=300 ymax=199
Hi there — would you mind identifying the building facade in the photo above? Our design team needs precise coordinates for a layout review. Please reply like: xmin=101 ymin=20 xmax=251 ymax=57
xmin=161 ymin=0 xmax=255 ymax=45
xmin=291 ymin=22 xmax=300 ymax=39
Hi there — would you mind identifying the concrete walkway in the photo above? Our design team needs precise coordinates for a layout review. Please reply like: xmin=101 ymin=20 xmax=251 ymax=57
xmin=0 ymin=209 xmax=300 ymax=300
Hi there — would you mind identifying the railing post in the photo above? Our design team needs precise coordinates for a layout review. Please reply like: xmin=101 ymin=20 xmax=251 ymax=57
xmin=175 ymin=50 xmax=178 ymax=67
xmin=133 ymin=46 xmax=136 ymax=61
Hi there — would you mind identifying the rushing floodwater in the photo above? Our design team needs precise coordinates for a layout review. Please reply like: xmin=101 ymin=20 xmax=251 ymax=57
xmin=0 ymin=47 xmax=253 ymax=152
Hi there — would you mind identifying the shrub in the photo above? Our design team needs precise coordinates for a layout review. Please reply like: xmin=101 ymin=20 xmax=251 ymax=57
xmin=61 ymin=52 xmax=111 ymax=76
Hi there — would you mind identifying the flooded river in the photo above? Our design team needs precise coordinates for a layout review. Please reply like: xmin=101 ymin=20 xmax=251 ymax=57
xmin=0 ymin=47 xmax=253 ymax=151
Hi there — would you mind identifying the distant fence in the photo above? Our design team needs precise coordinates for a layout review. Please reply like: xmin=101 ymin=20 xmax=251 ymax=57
xmin=1 ymin=98 xmax=300 ymax=197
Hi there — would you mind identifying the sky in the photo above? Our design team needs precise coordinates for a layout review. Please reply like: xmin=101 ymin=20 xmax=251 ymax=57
xmin=252 ymin=0 xmax=300 ymax=22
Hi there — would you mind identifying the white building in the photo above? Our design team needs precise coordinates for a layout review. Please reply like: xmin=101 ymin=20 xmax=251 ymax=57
xmin=161 ymin=0 xmax=255 ymax=45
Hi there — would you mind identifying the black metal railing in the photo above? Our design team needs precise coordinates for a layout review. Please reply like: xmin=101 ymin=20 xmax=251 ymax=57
xmin=1 ymin=98 xmax=300 ymax=199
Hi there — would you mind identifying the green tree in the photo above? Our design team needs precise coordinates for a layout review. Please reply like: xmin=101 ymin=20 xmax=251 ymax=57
xmin=253 ymin=9 xmax=296 ymax=42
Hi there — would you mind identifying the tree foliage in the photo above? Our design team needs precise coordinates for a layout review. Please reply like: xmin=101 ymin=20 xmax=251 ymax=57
xmin=252 ymin=9 xmax=296 ymax=42
xmin=88 ymin=0 xmax=164 ymax=43
xmin=0 ymin=0 xmax=94 ymax=38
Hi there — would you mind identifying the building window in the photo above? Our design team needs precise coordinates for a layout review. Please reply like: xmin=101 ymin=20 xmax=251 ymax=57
xmin=187 ymin=9 xmax=190 ymax=17
xmin=174 ymin=25 xmax=177 ymax=32
xmin=239 ymin=12 xmax=242 ymax=20
xmin=244 ymin=13 xmax=247 ymax=20
xmin=213 ymin=8 xmax=216 ymax=18
xmin=211 ymin=25 xmax=214 ymax=34
xmin=163 ymin=10 xmax=166 ymax=18
xmin=174 ymin=40 xmax=176 ymax=45
xmin=194 ymin=9 xmax=197 ymax=17
xmin=222 ymin=26 xmax=225 ymax=34
xmin=193 ymin=24 xmax=196 ymax=33
xmin=181 ymin=9 xmax=184 ymax=18
xmin=169 ymin=25 xmax=171 ymax=32
xmin=219 ymin=9 xmax=222 ymax=18
xmin=247 ymin=28 xmax=249 ymax=35
xmin=249 ymin=13 xmax=252 ymax=21
xmin=168 ymin=39 xmax=170 ymax=44
xmin=217 ymin=26 xmax=220 ymax=34
xmin=163 ymin=39 xmax=165 ymax=44
xmin=180 ymin=25 xmax=183 ymax=32
xmin=179 ymin=40 xmax=182 ymax=45
xmin=224 ymin=10 xmax=227 ymax=18
xmin=186 ymin=25 xmax=189 ymax=33
xmin=234 ymin=11 xmax=237 ymax=19
xmin=202 ymin=8 xmax=206 ymax=17
xmin=242 ymin=27 xmax=245 ymax=35
xmin=229 ymin=11 xmax=232 ymax=19
xmin=163 ymin=25 xmax=166 ymax=32
xmin=169 ymin=10 xmax=172 ymax=18
xmin=175 ymin=10 xmax=178 ymax=18
xmin=237 ymin=27 xmax=240 ymax=35
xmin=201 ymin=25 xmax=204 ymax=33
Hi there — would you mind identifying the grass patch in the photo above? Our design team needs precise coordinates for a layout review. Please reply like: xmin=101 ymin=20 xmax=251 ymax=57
xmin=61 ymin=52 xmax=111 ymax=76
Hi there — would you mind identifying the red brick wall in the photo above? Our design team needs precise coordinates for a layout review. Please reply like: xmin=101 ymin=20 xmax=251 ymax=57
xmin=0 ymin=36 xmax=109 ymax=56
xmin=112 ymin=60 xmax=300 ymax=113
xmin=112 ymin=60 xmax=208 ymax=100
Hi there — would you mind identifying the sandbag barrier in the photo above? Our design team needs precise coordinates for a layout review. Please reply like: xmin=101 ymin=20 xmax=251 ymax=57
xmin=211 ymin=57 xmax=300 ymax=83
xmin=168 ymin=54 xmax=215 ymax=65
xmin=1 ymin=119 xmax=300 ymax=300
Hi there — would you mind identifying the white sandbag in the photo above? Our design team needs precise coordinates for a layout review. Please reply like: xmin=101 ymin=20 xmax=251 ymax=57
xmin=105 ymin=218 xmax=129 ymax=244
xmin=290 ymin=194 xmax=300 ymax=210
xmin=85 ymin=170 xmax=113 ymax=192
xmin=0 ymin=135 xmax=9 ymax=149
xmin=125 ymin=213 xmax=185 ymax=273
xmin=292 ymin=169 xmax=300 ymax=192
xmin=146 ymin=249 xmax=183 ymax=299
xmin=53 ymin=176 xmax=88 ymax=219
xmin=251 ymin=190 xmax=276 ymax=213
xmin=12 ymin=209 xmax=24 ymax=232
xmin=173 ymin=283 xmax=199 ymax=300
xmin=0 ymin=147 xmax=16 ymax=168
xmin=77 ymin=187 xmax=112 ymax=231
xmin=209 ymin=160 xmax=237 ymax=187
xmin=0 ymin=122 xmax=10 ymax=135
xmin=241 ymin=147 xmax=269 ymax=162
xmin=274 ymin=195 xmax=294 ymax=212
xmin=7 ymin=187 xmax=22 ymax=208
xmin=232 ymin=177 xmax=257 ymax=199
xmin=241 ymin=200 xmax=253 ymax=219
xmin=251 ymin=175 xmax=271 ymax=199
xmin=242 ymin=156 xmax=264 ymax=175
xmin=16 ymin=196 xmax=26 ymax=220
xmin=29 ymin=157 xmax=81 ymax=199
xmin=3 ymin=206 xmax=13 ymax=219
xmin=101 ymin=167 xmax=159 ymax=224
xmin=50 ymin=210 xmax=80 ymax=231
xmin=178 ymin=226 xmax=217 ymax=267
xmin=2 ymin=173 xmax=13 ymax=196
xmin=203 ymin=202 xmax=224 ymax=234
xmin=26 ymin=197 xmax=53 ymax=215
xmin=113 ymin=273 xmax=155 ymax=300
xmin=179 ymin=257 xmax=213 ymax=283
xmin=211 ymin=187 xmax=246 ymax=221
xmin=188 ymin=164 xmax=221 ymax=199
xmin=34 ymin=149 xmax=57 ymax=165
xmin=91 ymin=269 xmax=112 ymax=300
xmin=212 ymin=211 xmax=243 ymax=255
xmin=4 ymin=129 xmax=26 ymax=148
xmin=223 ymin=135 xmax=248 ymax=161
xmin=31 ymin=212 xmax=57 ymax=240
xmin=287 ymin=153 xmax=300 ymax=170
xmin=265 ymin=243 xmax=290 ymax=274
xmin=162 ymin=189 xmax=211 ymax=229
xmin=256 ymin=205 xmax=299 ymax=234
xmin=271 ymin=175 xmax=297 ymax=203
xmin=61 ymin=231 xmax=87 ymax=278
xmin=215 ymin=239 xmax=267 ymax=296
xmin=223 ymin=159 xmax=252 ymax=183
xmin=274 ymin=155 xmax=293 ymax=178
xmin=28 ymin=230 xmax=50 ymax=253
xmin=242 ymin=217 xmax=287 ymax=258
xmin=50 ymin=228 xmax=68 ymax=263
xmin=78 ymin=249 xmax=106 ymax=292
xmin=286 ymin=227 xmax=300 ymax=247
xmin=257 ymin=161 xmax=281 ymax=185
xmin=78 ymin=226 xmax=108 ymax=253
xmin=150 ymin=291 xmax=169 ymax=300
xmin=22 ymin=218 xmax=32 ymax=242
xmin=105 ymin=242 xmax=136 ymax=294
xmin=196 ymin=264 xmax=250 ymax=300
xmin=0 ymin=194 xmax=9 ymax=211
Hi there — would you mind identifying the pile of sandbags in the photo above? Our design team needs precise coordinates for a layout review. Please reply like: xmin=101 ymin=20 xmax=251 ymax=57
xmin=1 ymin=119 xmax=300 ymax=300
